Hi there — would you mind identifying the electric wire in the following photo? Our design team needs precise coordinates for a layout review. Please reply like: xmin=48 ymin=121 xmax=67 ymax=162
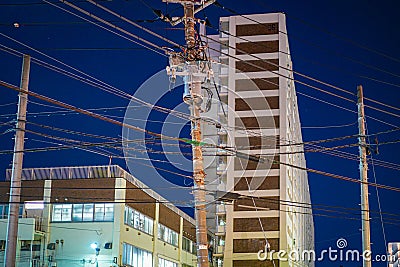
xmin=48 ymin=3 xmax=400 ymax=132
xmin=86 ymin=0 xmax=182 ymax=49
xmin=0 ymin=41 xmax=196 ymax=125
xmin=3 ymin=1 xmax=400 ymax=202
xmin=203 ymin=35 xmax=400 ymax=128
xmin=365 ymin=120 xmax=388 ymax=254
xmin=3 ymin=52 xmax=400 ymax=171
xmin=250 ymin=0 xmax=400 ymax=65
xmin=43 ymin=0 xmax=168 ymax=56
xmin=3 ymin=183 xmax=400 ymax=222
xmin=3 ymin=79 xmax=400 ymax=195
xmin=211 ymin=1 xmax=400 ymax=115
xmin=200 ymin=34 xmax=400 ymax=128
xmin=215 ymin=0 xmax=400 ymax=82
xmin=5 ymin=0 xmax=400 ymax=130
xmin=2 ymin=25 xmax=396 ymax=146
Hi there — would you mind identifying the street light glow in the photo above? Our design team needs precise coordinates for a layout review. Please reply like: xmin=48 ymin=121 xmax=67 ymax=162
xmin=90 ymin=243 xmax=98 ymax=250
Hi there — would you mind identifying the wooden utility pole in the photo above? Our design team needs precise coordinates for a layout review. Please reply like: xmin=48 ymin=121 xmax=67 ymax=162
xmin=163 ymin=1 xmax=213 ymax=266
xmin=4 ymin=54 xmax=31 ymax=267
xmin=357 ymin=85 xmax=371 ymax=267
xmin=180 ymin=2 xmax=209 ymax=265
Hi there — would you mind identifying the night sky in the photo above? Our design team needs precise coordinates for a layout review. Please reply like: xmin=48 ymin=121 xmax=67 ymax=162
xmin=1 ymin=1 xmax=400 ymax=266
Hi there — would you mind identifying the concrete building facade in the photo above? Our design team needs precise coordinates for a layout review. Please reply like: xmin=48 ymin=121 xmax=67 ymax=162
xmin=203 ymin=13 xmax=314 ymax=267
xmin=0 ymin=165 xmax=199 ymax=267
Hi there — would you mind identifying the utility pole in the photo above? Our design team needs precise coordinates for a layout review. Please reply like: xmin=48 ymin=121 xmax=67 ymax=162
xmin=163 ymin=1 xmax=214 ymax=266
xmin=357 ymin=85 xmax=371 ymax=267
xmin=4 ymin=54 xmax=31 ymax=267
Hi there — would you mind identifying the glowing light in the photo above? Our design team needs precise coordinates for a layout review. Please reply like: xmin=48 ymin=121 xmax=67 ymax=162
xmin=90 ymin=243 xmax=98 ymax=250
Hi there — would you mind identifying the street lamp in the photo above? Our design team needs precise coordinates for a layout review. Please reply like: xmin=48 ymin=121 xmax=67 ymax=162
xmin=90 ymin=242 xmax=100 ymax=267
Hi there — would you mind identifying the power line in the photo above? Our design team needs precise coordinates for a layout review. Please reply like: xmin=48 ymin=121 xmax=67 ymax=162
xmin=0 ymin=40 xmax=195 ymax=123
xmin=301 ymin=121 xmax=357 ymax=129
xmin=305 ymin=143 xmax=400 ymax=172
xmin=3 ymin=45 xmax=400 ymax=172
xmin=206 ymin=2 xmax=400 ymax=116
xmin=50 ymin=1 xmax=400 ymax=132
xmin=201 ymin=35 xmax=400 ymax=127
xmin=3 ymin=183 xmax=400 ymax=223
xmin=41 ymin=0 xmax=168 ymax=56
xmin=2 ymin=0 xmax=396 ymax=144
xmin=0 ymin=0 xmax=110 ymax=6
xmin=3 ymin=79 xmax=400 ymax=195
xmin=2 ymin=21 xmax=396 ymax=142
xmin=0 ymin=47 xmax=199 ymax=132
xmin=86 ymin=0 xmax=182 ymax=49
xmin=250 ymin=0 xmax=400 ymax=65
xmin=3 ymin=3 xmax=400 ymax=195
xmin=216 ymin=0 xmax=400 ymax=81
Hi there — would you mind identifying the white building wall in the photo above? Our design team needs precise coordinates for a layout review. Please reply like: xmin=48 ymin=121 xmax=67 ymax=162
xmin=204 ymin=13 xmax=314 ymax=267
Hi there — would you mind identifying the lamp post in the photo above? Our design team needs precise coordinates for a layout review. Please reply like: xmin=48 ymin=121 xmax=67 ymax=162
xmin=90 ymin=243 xmax=100 ymax=267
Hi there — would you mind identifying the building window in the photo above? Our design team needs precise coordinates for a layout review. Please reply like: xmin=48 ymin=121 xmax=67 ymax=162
xmin=72 ymin=204 xmax=83 ymax=222
xmin=182 ymin=237 xmax=196 ymax=255
xmin=122 ymin=243 xmax=152 ymax=267
xmin=158 ymin=257 xmax=178 ymax=267
xmin=158 ymin=224 xmax=178 ymax=247
xmin=52 ymin=204 xmax=72 ymax=222
xmin=71 ymin=203 xmax=94 ymax=222
xmin=0 ymin=205 xmax=23 ymax=219
xmin=82 ymin=204 xmax=94 ymax=221
xmin=52 ymin=203 xmax=113 ymax=222
xmin=94 ymin=203 xmax=114 ymax=221
xmin=124 ymin=206 xmax=154 ymax=235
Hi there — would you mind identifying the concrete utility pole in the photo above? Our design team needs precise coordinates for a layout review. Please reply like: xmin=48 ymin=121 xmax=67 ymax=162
xmin=163 ymin=1 xmax=214 ymax=266
xmin=357 ymin=85 xmax=371 ymax=267
xmin=4 ymin=55 xmax=31 ymax=267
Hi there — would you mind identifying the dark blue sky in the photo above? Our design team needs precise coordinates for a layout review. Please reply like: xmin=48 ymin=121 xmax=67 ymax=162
xmin=1 ymin=1 xmax=400 ymax=266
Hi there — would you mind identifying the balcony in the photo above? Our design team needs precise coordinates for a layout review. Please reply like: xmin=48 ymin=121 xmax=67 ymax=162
xmin=216 ymin=204 xmax=226 ymax=215
xmin=216 ymin=225 xmax=226 ymax=235
xmin=214 ymin=245 xmax=225 ymax=257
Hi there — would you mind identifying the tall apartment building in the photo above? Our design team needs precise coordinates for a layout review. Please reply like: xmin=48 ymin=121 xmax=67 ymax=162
xmin=0 ymin=165 xmax=201 ymax=267
xmin=203 ymin=13 xmax=314 ymax=267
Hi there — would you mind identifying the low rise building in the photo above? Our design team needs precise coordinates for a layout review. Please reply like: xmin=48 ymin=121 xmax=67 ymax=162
xmin=0 ymin=165 xmax=200 ymax=267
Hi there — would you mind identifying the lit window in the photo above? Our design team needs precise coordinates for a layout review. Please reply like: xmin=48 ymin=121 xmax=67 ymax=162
xmin=158 ymin=224 xmax=178 ymax=247
xmin=72 ymin=204 xmax=83 ymax=222
xmin=94 ymin=203 xmax=114 ymax=221
xmin=158 ymin=257 xmax=178 ymax=267
xmin=53 ymin=203 xmax=113 ymax=222
xmin=82 ymin=204 xmax=94 ymax=221
xmin=124 ymin=206 xmax=153 ymax=235
xmin=122 ymin=243 xmax=152 ymax=267
xmin=52 ymin=204 xmax=72 ymax=222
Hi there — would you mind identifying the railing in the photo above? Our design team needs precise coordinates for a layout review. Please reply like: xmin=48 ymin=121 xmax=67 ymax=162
xmin=216 ymin=225 xmax=226 ymax=234
xmin=216 ymin=245 xmax=225 ymax=254
xmin=216 ymin=204 xmax=226 ymax=214
xmin=33 ymin=216 xmax=44 ymax=232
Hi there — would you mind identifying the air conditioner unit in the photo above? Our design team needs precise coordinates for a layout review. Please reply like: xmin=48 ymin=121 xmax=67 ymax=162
xmin=104 ymin=242 xmax=112 ymax=249
xmin=47 ymin=243 xmax=56 ymax=250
